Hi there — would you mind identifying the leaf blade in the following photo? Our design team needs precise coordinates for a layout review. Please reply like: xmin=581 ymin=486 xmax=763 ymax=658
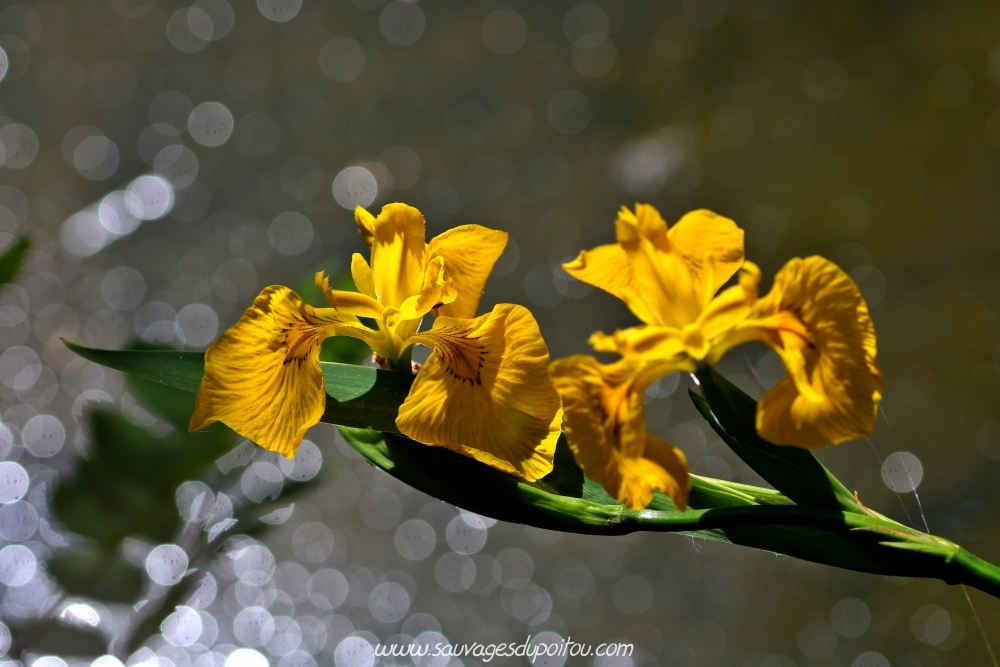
xmin=0 ymin=236 xmax=30 ymax=285
xmin=692 ymin=367 xmax=858 ymax=512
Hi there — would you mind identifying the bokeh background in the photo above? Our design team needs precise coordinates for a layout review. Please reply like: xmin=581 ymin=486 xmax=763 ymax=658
xmin=1 ymin=0 xmax=1000 ymax=664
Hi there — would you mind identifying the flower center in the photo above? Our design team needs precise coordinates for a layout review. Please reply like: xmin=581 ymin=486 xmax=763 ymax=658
xmin=681 ymin=323 xmax=711 ymax=361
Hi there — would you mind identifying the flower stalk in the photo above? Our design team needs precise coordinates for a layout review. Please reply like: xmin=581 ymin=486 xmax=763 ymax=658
xmin=66 ymin=343 xmax=1000 ymax=600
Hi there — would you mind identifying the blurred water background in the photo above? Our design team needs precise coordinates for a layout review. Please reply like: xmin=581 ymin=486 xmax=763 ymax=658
xmin=1 ymin=0 xmax=1000 ymax=664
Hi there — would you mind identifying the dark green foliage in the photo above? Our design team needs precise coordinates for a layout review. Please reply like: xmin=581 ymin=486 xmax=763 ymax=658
xmin=63 ymin=344 xmax=1000 ymax=601
xmin=691 ymin=367 xmax=859 ymax=512
xmin=47 ymin=549 xmax=144 ymax=604
xmin=51 ymin=406 xmax=233 ymax=549
xmin=0 ymin=237 xmax=30 ymax=286
xmin=13 ymin=621 xmax=106 ymax=657
xmin=34 ymin=347 xmax=325 ymax=657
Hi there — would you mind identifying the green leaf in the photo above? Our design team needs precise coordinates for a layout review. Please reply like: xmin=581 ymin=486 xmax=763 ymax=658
xmin=61 ymin=344 xmax=1000 ymax=598
xmin=65 ymin=342 xmax=205 ymax=393
xmin=0 ymin=237 xmax=30 ymax=285
xmin=51 ymin=407 xmax=234 ymax=549
xmin=48 ymin=548 xmax=144 ymax=603
xmin=333 ymin=427 xmax=947 ymax=578
xmin=66 ymin=342 xmax=412 ymax=433
xmin=692 ymin=367 xmax=858 ymax=512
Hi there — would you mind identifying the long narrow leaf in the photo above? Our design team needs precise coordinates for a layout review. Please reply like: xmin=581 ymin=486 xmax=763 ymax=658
xmin=63 ymin=344 xmax=1000 ymax=597
xmin=0 ymin=237 xmax=30 ymax=285
xmin=693 ymin=367 xmax=859 ymax=512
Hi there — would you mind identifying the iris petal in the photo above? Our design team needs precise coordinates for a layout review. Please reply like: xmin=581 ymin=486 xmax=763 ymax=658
xmin=427 ymin=224 xmax=508 ymax=319
xmin=667 ymin=209 xmax=745 ymax=306
xmin=354 ymin=205 xmax=376 ymax=250
xmin=397 ymin=256 xmax=458 ymax=322
xmin=397 ymin=304 xmax=562 ymax=482
xmin=189 ymin=286 xmax=352 ymax=457
xmin=563 ymin=243 xmax=660 ymax=325
xmin=369 ymin=203 xmax=427 ymax=309
xmin=747 ymin=256 xmax=883 ymax=448
xmin=549 ymin=355 xmax=690 ymax=510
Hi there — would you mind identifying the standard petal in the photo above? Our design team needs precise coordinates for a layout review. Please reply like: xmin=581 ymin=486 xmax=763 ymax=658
xmin=549 ymin=355 xmax=690 ymax=510
xmin=397 ymin=304 xmax=562 ymax=482
xmin=370 ymin=203 xmax=427 ymax=309
xmin=354 ymin=205 xmax=376 ymax=249
xmin=189 ymin=286 xmax=347 ymax=457
xmin=351 ymin=253 xmax=377 ymax=300
xmin=614 ymin=205 xmax=702 ymax=327
xmin=668 ymin=209 xmax=745 ymax=305
xmin=615 ymin=203 xmax=669 ymax=250
xmin=562 ymin=243 xmax=659 ymax=325
xmin=747 ymin=256 xmax=883 ymax=448
xmin=427 ymin=224 xmax=508 ymax=319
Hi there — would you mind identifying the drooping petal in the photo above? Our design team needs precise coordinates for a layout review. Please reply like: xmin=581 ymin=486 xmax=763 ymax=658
xmin=396 ymin=304 xmax=562 ymax=482
xmin=743 ymin=256 xmax=883 ymax=448
xmin=427 ymin=224 xmax=508 ymax=319
xmin=189 ymin=286 xmax=351 ymax=457
xmin=622 ymin=434 xmax=690 ymax=511
xmin=397 ymin=256 xmax=458 ymax=322
xmin=667 ymin=209 xmax=745 ymax=306
xmin=549 ymin=355 xmax=690 ymax=510
xmin=354 ymin=205 xmax=376 ymax=250
xmin=562 ymin=244 xmax=660 ymax=325
xmin=369 ymin=203 xmax=427 ymax=309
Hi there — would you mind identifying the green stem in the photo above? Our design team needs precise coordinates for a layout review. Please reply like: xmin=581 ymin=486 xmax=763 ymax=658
xmin=389 ymin=346 xmax=413 ymax=373
xmin=520 ymin=483 xmax=1000 ymax=596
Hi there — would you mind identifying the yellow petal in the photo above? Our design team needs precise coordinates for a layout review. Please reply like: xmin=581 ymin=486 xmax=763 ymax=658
xmin=747 ymin=256 xmax=883 ymax=448
xmin=615 ymin=203 xmax=669 ymax=250
xmin=370 ymin=203 xmax=427 ymax=309
xmin=591 ymin=325 xmax=689 ymax=364
xmin=562 ymin=244 xmax=659 ymax=325
xmin=697 ymin=261 xmax=761 ymax=364
xmin=427 ymin=224 xmax=508 ymax=319
xmin=189 ymin=286 xmax=347 ymax=457
xmin=549 ymin=355 xmax=690 ymax=510
xmin=621 ymin=435 xmax=690 ymax=511
xmin=668 ymin=209 xmax=745 ymax=306
xmin=397 ymin=304 xmax=562 ymax=482
xmin=351 ymin=253 xmax=377 ymax=300
xmin=615 ymin=204 xmax=702 ymax=327
xmin=316 ymin=271 xmax=384 ymax=319
xmin=398 ymin=256 xmax=458 ymax=322
xmin=355 ymin=205 xmax=376 ymax=250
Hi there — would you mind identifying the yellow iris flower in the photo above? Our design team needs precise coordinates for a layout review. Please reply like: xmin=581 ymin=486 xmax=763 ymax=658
xmin=190 ymin=203 xmax=563 ymax=482
xmin=550 ymin=203 xmax=883 ymax=509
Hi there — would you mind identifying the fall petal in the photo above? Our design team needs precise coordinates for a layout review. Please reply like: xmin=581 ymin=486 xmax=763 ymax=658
xmin=189 ymin=286 xmax=347 ymax=457
xmin=549 ymin=355 xmax=690 ymax=510
xmin=397 ymin=304 xmax=562 ymax=482
xmin=750 ymin=256 xmax=883 ymax=448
